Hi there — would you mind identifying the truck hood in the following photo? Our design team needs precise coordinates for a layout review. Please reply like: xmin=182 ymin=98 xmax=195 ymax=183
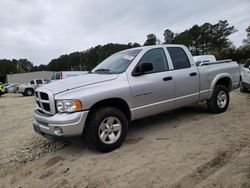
xmin=39 ymin=73 xmax=119 ymax=94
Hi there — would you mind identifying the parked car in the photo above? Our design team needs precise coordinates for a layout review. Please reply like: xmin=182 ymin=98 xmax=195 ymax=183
xmin=17 ymin=79 xmax=50 ymax=96
xmin=4 ymin=83 xmax=20 ymax=93
xmin=51 ymin=71 xmax=88 ymax=81
xmin=0 ymin=82 xmax=6 ymax=97
xmin=240 ymin=58 xmax=250 ymax=92
xmin=33 ymin=44 xmax=240 ymax=152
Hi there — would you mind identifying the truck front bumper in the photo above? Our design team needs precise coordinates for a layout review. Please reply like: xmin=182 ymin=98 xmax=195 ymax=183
xmin=17 ymin=87 xmax=25 ymax=94
xmin=33 ymin=108 xmax=89 ymax=137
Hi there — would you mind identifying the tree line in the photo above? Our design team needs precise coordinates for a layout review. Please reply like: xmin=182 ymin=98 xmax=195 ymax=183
xmin=0 ymin=20 xmax=250 ymax=77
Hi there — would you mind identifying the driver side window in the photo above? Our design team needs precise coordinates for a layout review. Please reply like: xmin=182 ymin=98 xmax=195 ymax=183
xmin=137 ymin=48 xmax=169 ymax=74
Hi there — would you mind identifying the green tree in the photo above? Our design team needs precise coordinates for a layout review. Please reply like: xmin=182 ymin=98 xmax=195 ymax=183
xmin=243 ymin=25 xmax=250 ymax=46
xmin=0 ymin=59 xmax=17 ymax=76
xmin=199 ymin=23 xmax=213 ymax=53
xmin=31 ymin=64 xmax=47 ymax=71
xmin=210 ymin=20 xmax=237 ymax=51
xmin=17 ymin=59 xmax=34 ymax=72
xmin=172 ymin=20 xmax=236 ymax=55
xmin=163 ymin=29 xmax=174 ymax=44
xmin=47 ymin=43 xmax=139 ymax=71
xmin=16 ymin=66 xmax=25 ymax=73
xmin=143 ymin=34 xmax=157 ymax=46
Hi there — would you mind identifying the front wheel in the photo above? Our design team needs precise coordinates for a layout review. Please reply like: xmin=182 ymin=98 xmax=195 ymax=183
xmin=85 ymin=107 xmax=128 ymax=153
xmin=207 ymin=85 xmax=229 ymax=113
xmin=25 ymin=89 xmax=34 ymax=96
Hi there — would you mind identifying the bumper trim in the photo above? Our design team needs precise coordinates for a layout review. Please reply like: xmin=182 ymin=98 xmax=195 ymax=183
xmin=33 ymin=109 xmax=89 ymax=137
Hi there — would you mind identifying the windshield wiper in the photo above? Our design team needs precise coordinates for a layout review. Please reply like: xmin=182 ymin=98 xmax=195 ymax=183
xmin=94 ymin=68 xmax=111 ymax=72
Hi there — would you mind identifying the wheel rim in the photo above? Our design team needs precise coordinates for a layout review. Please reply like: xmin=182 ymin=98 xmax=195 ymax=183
xmin=217 ymin=91 xmax=227 ymax=108
xmin=27 ymin=90 xmax=32 ymax=95
xmin=98 ymin=117 xmax=122 ymax=144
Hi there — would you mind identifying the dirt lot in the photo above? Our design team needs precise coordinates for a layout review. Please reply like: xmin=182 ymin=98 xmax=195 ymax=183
xmin=0 ymin=91 xmax=250 ymax=188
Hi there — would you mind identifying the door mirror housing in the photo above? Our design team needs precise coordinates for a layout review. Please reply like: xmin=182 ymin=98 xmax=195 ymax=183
xmin=133 ymin=62 xmax=153 ymax=76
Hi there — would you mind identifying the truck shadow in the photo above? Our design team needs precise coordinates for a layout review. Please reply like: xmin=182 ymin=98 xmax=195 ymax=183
xmin=128 ymin=102 xmax=210 ymax=134
xmin=66 ymin=102 xmax=211 ymax=153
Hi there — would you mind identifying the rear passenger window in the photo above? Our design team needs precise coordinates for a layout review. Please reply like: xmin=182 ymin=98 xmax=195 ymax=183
xmin=138 ymin=48 xmax=169 ymax=73
xmin=36 ymin=80 xmax=43 ymax=84
xmin=167 ymin=47 xmax=191 ymax=70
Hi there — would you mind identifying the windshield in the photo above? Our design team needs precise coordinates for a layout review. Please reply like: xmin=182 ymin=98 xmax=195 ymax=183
xmin=92 ymin=49 xmax=141 ymax=74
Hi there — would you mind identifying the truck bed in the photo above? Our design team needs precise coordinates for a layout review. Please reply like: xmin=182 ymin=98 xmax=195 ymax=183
xmin=197 ymin=61 xmax=240 ymax=100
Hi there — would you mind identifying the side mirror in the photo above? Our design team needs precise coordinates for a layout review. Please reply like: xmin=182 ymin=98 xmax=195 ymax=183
xmin=133 ymin=62 xmax=153 ymax=76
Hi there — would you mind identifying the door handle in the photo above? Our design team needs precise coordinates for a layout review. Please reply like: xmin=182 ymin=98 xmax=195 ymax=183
xmin=189 ymin=72 xmax=197 ymax=76
xmin=163 ymin=76 xmax=173 ymax=81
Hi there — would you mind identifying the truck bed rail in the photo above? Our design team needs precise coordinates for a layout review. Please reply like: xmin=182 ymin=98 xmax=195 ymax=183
xmin=198 ymin=59 xmax=232 ymax=66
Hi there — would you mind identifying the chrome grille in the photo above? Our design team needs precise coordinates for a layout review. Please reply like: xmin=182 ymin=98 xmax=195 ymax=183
xmin=35 ymin=90 xmax=55 ymax=115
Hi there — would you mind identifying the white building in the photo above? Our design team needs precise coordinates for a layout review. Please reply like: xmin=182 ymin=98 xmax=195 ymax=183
xmin=7 ymin=71 xmax=53 ymax=84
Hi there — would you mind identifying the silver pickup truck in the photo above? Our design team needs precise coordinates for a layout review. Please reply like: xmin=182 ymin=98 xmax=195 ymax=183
xmin=17 ymin=79 xmax=50 ymax=96
xmin=33 ymin=45 xmax=240 ymax=152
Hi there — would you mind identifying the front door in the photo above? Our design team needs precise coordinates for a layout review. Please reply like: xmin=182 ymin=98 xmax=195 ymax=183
xmin=128 ymin=48 xmax=175 ymax=119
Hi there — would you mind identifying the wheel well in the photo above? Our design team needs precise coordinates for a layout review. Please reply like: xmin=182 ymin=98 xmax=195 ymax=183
xmin=215 ymin=77 xmax=232 ymax=91
xmin=25 ymin=87 xmax=34 ymax=91
xmin=88 ymin=98 xmax=131 ymax=121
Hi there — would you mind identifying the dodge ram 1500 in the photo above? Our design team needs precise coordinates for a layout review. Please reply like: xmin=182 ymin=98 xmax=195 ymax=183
xmin=33 ymin=45 xmax=240 ymax=152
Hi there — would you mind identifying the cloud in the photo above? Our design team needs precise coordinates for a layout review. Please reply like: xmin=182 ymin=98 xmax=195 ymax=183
xmin=0 ymin=0 xmax=249 ymax=65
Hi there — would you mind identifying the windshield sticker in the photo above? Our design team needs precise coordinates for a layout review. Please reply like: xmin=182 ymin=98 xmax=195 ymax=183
xmin=123 ymin=55 xmax=134 ymax=61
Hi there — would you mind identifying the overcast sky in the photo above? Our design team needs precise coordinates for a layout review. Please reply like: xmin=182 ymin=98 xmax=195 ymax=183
xmin=0 ymin=0 xmax=249 ymax=65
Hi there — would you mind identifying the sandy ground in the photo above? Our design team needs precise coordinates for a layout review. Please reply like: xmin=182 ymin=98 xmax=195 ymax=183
xmin=0 ymin=91 xmax=250 ymax=188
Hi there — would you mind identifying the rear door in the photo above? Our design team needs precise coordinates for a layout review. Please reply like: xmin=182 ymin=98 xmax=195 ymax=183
xmin=128 ymin=48 xmax=175 ymax=119
xmin=166 ymin=47 xmax=200 ymax=107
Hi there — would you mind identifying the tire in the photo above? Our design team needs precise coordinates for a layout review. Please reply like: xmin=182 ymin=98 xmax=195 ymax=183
xmin=240 ymin=81 xmax=247 ymax=92
xmin=22 ymin=93 xmax=27 ymax=96
xmin=207 ymin=85 xmax=229 ymax=113
xmin=85 ymin=107 xmax=128 ymax=153
xmin=25 ymin=88 xmax=34 ymax=96
xmin=0 ymin=91 xmax=2 ymax=97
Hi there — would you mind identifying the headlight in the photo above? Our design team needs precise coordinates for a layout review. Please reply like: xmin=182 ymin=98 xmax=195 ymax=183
xmin=56 ymin=99 xmax=82 ymax=113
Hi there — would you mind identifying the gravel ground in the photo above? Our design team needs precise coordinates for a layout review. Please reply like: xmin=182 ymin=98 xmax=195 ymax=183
xmin=0 ymin=91 xmax=250 ymax=188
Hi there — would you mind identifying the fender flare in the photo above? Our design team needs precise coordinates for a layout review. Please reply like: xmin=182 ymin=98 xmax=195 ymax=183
xmin=208 ymin=73 xmax=233 ymax=99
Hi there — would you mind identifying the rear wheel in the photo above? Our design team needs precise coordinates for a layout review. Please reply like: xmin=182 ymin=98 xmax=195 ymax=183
xmin=25 ymin=89 xmax=34 ymax=96
xmin=240 ymin=81 xmax=247 ymax=92
xmin=207 ymin=85 xmax=229 ymax=113
xmin=85 ymin=107 xmax=128 ymax=153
